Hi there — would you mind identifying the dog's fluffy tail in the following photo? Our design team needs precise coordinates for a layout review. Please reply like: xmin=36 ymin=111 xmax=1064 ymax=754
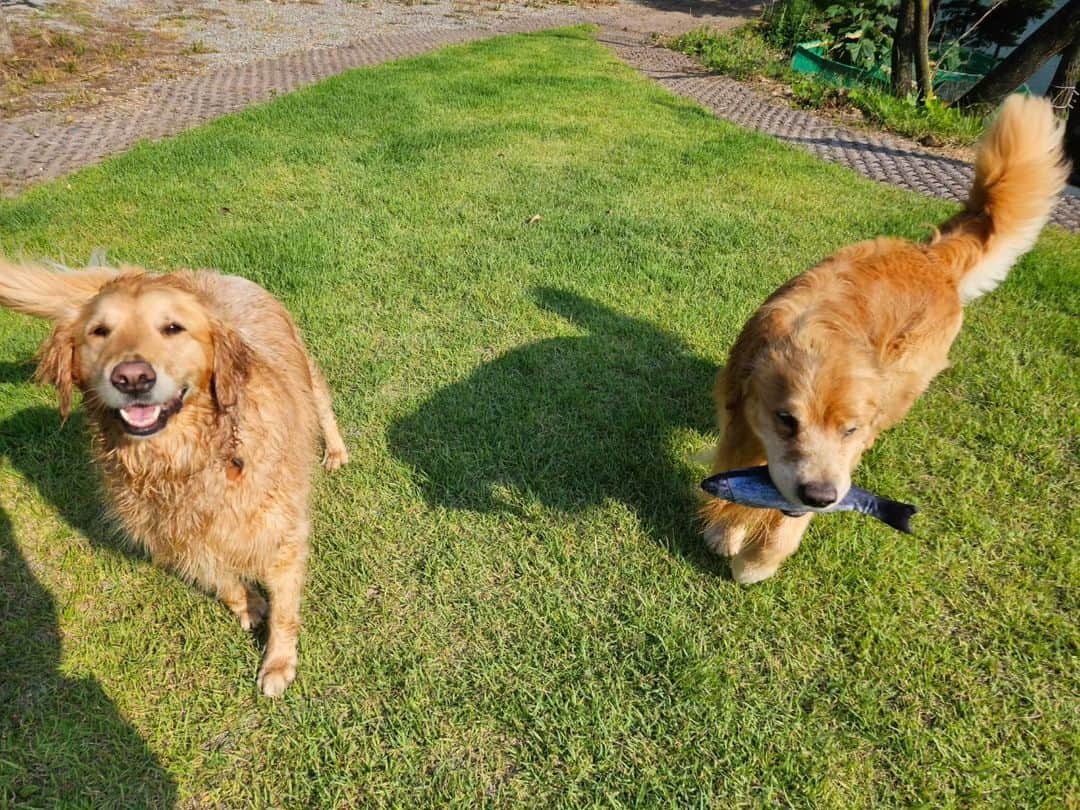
xmin=0 ymin=257 xmax=119 ymax=320
xmin=930 ymin=94 xmax=1069 ymax=303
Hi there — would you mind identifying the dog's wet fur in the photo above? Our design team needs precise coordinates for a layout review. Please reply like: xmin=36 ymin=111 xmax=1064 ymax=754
xmin=701 ymin=95 xmax=1068 ymax=584
xmin=0 ymin=265 xmax=348 ymax=696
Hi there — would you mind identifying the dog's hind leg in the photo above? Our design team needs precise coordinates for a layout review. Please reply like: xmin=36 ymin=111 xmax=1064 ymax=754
xmin=257 ymin=537 xmax=309 ymax=698
xmin=171 ymin=553 xmax=268 ymax=631
xmin=306 ymin=355 xmax=349 ymax=471
xmin=215 ymin=575 xmax=269 ymax=631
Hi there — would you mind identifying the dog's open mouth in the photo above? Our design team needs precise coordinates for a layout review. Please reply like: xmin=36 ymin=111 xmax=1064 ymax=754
xmin=116 ymin=388 xmax=188 ymax=437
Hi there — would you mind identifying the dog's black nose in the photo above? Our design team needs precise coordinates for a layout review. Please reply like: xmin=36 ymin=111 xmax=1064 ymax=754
xmin=110 ymin=360 xmax=156 ymax=395
xmin=798 ymin=482 xmax=838 ymax=508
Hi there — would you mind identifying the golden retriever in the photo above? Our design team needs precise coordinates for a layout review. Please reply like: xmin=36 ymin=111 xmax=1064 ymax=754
xmin=701 ymin=95 xmax=1068 ymax=584
xmin=0 ymin=264 xmax=349 ymax=696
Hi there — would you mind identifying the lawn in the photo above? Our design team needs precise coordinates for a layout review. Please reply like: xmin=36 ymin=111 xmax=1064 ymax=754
xmin=1 ymin=26 xmax=1077 ymax=809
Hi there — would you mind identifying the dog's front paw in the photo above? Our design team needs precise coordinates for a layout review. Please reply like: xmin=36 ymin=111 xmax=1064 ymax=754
xmin=728 ymin=554 xmax=780 ymax=586
xmin=703 ymin=521 xmax=747 ymax=558
xmin=257 ymin=656 xmax=297 ymax=698
xmin=323 ymin=443 xmax=349 ymax=472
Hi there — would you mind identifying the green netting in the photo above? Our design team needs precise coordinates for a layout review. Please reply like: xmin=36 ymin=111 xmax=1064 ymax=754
xmin=792 ymin=42 xmax=889 ymax=89
xmin=791 ymin=41 xmax=1029 ymax=102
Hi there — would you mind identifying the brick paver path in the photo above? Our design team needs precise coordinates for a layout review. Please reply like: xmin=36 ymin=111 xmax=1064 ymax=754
xmin=0 ymin=13 xmax=594 ymax=191
xmin=2 ymin=8 xmax=1078 ymax=231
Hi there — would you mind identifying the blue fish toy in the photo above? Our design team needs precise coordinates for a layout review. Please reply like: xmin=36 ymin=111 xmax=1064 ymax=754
xmin=701 ymin=466 xmax=917 ymax=534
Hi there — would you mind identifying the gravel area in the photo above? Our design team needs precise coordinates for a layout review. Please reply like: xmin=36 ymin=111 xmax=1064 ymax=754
xmin=109 ymin=0 xmax=615 ymax=66
xmin=134 ymin=0 xmax=757 ymax=62
xmin=0 ymin=0 xmax=756 ymax=192
xmin=1 ymin=0 xmax=756 ymax=87
xmin=0 ymin=0 xmax=634 ymax=117
xmin=2 ymin=0 xmax=1076 ymax=231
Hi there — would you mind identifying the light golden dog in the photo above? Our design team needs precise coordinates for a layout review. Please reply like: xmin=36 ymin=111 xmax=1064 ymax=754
xmin=701 ymin=95 xmax=1068 ymax=584
xmin=0 ymin=264 xmax=349 ymax=696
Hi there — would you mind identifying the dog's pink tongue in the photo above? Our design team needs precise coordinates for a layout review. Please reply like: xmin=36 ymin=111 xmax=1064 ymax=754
xmin=120 ymin=404 xmax=161 ymax=428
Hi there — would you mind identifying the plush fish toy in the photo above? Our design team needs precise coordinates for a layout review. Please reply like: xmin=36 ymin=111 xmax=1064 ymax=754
xmin=701 ymin=466 xmax=917 ymax=534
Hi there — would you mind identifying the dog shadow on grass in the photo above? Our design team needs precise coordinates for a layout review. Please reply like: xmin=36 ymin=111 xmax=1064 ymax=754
xmin=389 ymin=287 xmax=725 ymax=573
xmin=0 ymin=400 xmax=177 ymax=807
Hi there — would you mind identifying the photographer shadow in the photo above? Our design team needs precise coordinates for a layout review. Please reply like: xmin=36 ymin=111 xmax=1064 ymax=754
xmin=0 ymin=399 xmax=177 ymax=807
xmin=389 ymin=287 xmax=724 ymax=572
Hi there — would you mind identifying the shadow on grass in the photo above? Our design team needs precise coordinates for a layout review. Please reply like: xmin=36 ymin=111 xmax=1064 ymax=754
xmin=389 ymin=287 xmax=725 ymax=573
xmin=0 ymin=408 xmax=177 ymax=808
xmin=0 ymin=360 xmax=36 ymax=383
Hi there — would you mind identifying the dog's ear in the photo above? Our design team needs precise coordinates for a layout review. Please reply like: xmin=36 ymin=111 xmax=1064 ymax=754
xmin=0 ymin=261 xmax=119 ymax=321
xmin=722 ymin=331 xmax=758 ymax=410
xmin=34 ymin=322 xmax=79 ymax=419
xmin=211 ymin=321 xmax=252 ymax=411
xmin=723 ymin=306 xmax=789 ymax=410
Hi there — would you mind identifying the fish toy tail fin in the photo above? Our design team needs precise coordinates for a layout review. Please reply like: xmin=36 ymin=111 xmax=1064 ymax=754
xmin=874 ymin=497 xmax=918 ymax=534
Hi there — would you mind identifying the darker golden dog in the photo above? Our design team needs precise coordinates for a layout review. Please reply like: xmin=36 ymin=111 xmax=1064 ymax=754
xmin=701 ymin=95 xmax=1068 ymax=583
xmin=0 ymin=265 xmax=348 ymax=695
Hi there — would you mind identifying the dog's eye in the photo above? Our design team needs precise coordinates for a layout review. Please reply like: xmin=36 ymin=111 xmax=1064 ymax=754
xmin=775 ymin=411 xmax=798 ymax=432
xmin=162 ymin=323 xmax=185 ymax=336
xmin=90 ymin=324 xmax=110 ymax=338
xmin=843 ymin=425 xmax=859 ymax=437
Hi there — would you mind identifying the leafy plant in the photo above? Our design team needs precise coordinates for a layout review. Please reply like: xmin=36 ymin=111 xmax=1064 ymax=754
xmin=822 ymin=0 xmax=897 ymax=70
xmin=847 ymin=86 xmax=986 ymax=141
xmin=761 ymin=0 xmax=827 ymax=51
xmin=789 ymin=74 xmax=987 ymax=143
xmin=668 ymin=24 xmax=789 ymax=81
xmin=668 ymin=23 xmax=985 ymax=146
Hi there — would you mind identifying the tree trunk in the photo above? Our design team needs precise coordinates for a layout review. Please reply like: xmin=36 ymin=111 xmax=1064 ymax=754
xmin=1047 ymin=37 xmax=1080 ymax=115
xmin=1067 ymin=86 xmax=1080 ymax=185
xmin=892 ymin=0 xmax=917 ymax=98
xmin=0 ymin=6 xmax=15 ymax=58
xmin=914 ymin=0 xmax=935 ymax=101
xmin=957 ymin=0 xmax=1080 ymax=109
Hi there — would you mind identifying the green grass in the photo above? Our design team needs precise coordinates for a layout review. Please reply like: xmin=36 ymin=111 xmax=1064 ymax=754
xmin=666 ymin=24 xmax=790 ymax=81
xmin=789 ymin=78 xmax=986 ymax=145
xmin=0 ymin=26 xmax=1078 ymax=808
xmin=668 ymin=25 xmax=988 ymax=146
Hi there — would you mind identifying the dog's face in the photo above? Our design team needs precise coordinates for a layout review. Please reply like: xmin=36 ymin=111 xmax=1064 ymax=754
xmin=743 ymin=347 xmax=879 ymax=510
xmin=37 ymin=274 xmax=249 ymax=439
xmin=78 ymin=283 xmax=213 ymax=437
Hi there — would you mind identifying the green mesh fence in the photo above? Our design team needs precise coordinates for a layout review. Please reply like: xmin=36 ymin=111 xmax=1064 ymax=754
xmin=791 ymin=41 xmax=1029 ymax=102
